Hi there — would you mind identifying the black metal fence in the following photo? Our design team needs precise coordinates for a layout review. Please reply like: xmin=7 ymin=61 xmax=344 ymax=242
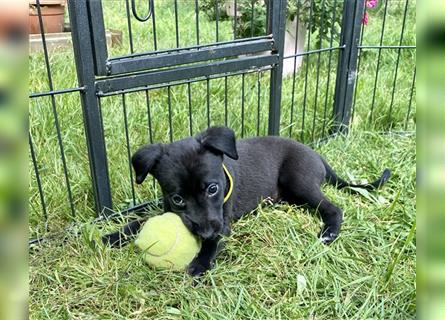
xmin=29 ymin=0 xmax=416 ymax=243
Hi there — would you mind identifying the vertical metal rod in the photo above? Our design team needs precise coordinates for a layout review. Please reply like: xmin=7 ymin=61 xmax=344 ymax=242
xmin=388 ymin=0 xmax=410 ymax=126
xmin=311 ymin=0 xmax=327 ymax=141
xmin=332 ymin=0 xmax=365 ymax=134
xmin=215 ymin=0 xmax=220 ymax=42
xmin=125 ymin=0 xmax=135 ymax=53
xmin=257 ymin=71 xmax=261 ymax=136
xmin=404 ymin=68 xmax=416 ymax=130
xmin=300 ymin=0 xmax=314 ymax=142
xmin=151 ymin=0 xmax=158 ymax=50
xmin=187 ymin=83 xmax=193 ymax=135
xmin=224 ymin=76 xmax=228 ymax=127
xmin=29 ymin=133 xmax=48 ymax=231
xmin=122 ymin=94 xmax=136 ymax=205
xmin=145 ymin=90 xmax=153 ymax=143
xmin=68 ymin=0 xmax=113 ymax=214
xmin=267 ymin=0 xmax=287 ymax=136
xmin=36 ymin=0 xmax=75 ymax=217
xmin=368 ymin=0 xmax=389 ymax=125
xmin=250 ymin=0 xmax=255 ymax=38
xmin=233 ymin=0 xmax=237 ymax=40
xmin=241 ymin=73 xmax=245 ymax=138
xmin=289 ymin=0 xmax=301 ymax=138
xmin=321 ymin=0 xmax=339 ymax=137
xmin=351 ymin=4 xmax=366 ymax=125
xmin=167 ymin=86 xmax=173 ymax=142
xmin=195 ymin=0 xmax=200 ymax=45
xmin=174 ymin=0 xmax=180 ymax=47
xmin=206 ymin=78 xmax=211 ymax=127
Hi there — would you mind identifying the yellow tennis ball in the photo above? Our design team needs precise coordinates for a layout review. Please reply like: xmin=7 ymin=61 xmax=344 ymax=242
xmin=135 ymin=212 xmax=201 ymax=270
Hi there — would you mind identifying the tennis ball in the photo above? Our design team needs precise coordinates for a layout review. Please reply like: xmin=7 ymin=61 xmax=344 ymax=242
xmin=135 ymin=212 xmax=201 ymax=270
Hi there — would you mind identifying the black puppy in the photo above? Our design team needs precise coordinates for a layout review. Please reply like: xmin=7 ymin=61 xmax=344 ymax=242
xmin=104 ymin=126 xmax=390 ymax=276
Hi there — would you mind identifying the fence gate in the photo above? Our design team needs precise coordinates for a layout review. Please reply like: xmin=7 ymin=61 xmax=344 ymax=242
xmin=67 ymin=0 xmax=366 ymax=216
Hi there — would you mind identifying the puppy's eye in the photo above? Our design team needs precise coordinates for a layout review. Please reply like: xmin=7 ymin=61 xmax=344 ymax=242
xmin=171 ymin=194 xmax=185 ymax=207
xmin=207 ymin=183 xmax=219 ymax=197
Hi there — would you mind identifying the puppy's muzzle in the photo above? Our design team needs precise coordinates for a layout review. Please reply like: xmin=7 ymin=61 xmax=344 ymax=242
xmin=197 ymin=219 xmax=223 ymax=240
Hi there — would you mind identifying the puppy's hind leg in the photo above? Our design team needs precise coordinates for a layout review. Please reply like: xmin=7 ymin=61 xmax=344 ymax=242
xmin=283 ymin=184 xmax=343 ymax=244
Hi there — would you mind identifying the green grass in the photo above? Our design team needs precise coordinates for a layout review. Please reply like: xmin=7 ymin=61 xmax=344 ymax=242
xmin=29 ymin=131 xmax=416 ymax=319
xmin=29 ymin=1 xmax=416 ymax=318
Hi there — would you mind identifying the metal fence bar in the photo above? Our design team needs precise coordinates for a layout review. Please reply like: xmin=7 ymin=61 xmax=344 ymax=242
xmin=300 ymin=0 xmax=314 ymax=142
xmin=97 ymin=55 xmax=278 ymax=94
xmin=206 ymin=78 xmax=211 ymax=127
xmin=167 ymin=86 xmax=173 ymax=142
xmin=125 ymin=0 xmax=135 ymax=54
xmin=311 ymin=0 xmax=327 ymax=141
xmin=241 ymin=73 xmax=245 ymax=137
xmin=387 ymin=0 xmax=410 ymax=126
xmin=106 ymin=38 xmax=274 ymax=75
xmin=288 ymin=0 xmax=301 ymax=138
xmin=368 ymin=0 xmax=389 ymax=125
xmin=108 ymin=35 xmax=272 ymax=60
xmin=121 ymin=94 xmax=136 ymax=205
xmin=321 ymin=0 xmax=339 ymax=137
xmin=224 ymin=76 xmax=228 ymax=126
xmin=98 ymin=66 xmax=273 ymax=97
xmin=215 ymin=0 xmax=220 ymax=42
xmin=195 ymin=0 xmax=200 ymax=45
xmin=174 ymin=0 xmax=180 ymax=47
xmin=151 ymin=0 xmax=158 ymax=50
xmin=267 ymin=0 xmax=287 ymax=136
xmin=36 ymin=0 xmax=76 ymax=217
xmin=187 ymin=83 xmax=193 ymax=135
xmin=351 ymin=4 xmax=366 ymax=125
xmin=145 ymin=91 xmax=154 ymax=144
xmin=283 ymin=46 xmax=345 ymax=59
xmin=257 ymin=71 xmax=261 ymax=136
xmin=29 ymin=87 xmax=85 ymax=98
xmin=332 ymin=0 xmax=365 ymax=134
xmin=358 ymin=45 xmax=416 ymax=49
xmin=29 ymin=133 xmax=48 ymax=231
xmin=88 ymin=0 xmax=108 ymax=75
xmin=68 ymin=0 xmax=113 ymax=214
xmin=405 ymin=68 xmax=416 ymax=131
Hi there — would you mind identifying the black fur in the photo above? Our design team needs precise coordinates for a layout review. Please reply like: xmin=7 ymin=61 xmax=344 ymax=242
xmin=103 ymin=126 xmax=391 ymax=276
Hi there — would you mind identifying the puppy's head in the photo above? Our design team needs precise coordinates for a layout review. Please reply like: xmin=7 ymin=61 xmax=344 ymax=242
xmin=132 ymin=127 xmax=238 ymax=240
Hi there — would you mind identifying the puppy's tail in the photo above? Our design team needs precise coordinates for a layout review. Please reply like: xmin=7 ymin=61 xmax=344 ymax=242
xmin=322 ymin=159 xmax=391 ymax=191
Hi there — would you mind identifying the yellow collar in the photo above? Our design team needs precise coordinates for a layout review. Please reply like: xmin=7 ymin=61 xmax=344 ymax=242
xmin=222 ymin=164 xmax=233 ymax=203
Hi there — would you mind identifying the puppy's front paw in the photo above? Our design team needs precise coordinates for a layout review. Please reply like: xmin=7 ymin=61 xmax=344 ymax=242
xmin=187 ymin=259 xmax=211 ymax=277
xmin=318 ymin=225 xmax=339 ymax=245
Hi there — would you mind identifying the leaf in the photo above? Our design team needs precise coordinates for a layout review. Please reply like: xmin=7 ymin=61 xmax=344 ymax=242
xmin=166 ymin=307 xmax=181 ymax=315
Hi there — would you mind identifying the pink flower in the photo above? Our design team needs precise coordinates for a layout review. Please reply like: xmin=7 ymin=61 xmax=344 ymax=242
xmin=366 ymin=0 xmax=377 ymax=8
xmin=362 ymin=11 xmax=369 ymax=25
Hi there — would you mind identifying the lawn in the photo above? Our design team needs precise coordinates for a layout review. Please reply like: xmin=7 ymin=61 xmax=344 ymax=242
xmin=29 ymin=1 xmax=416 ymax=318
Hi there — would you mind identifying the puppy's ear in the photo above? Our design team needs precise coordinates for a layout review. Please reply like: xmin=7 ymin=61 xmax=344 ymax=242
xmin=131 ymin=144 xmax=163 ymax=184
xmin=197 ymin=126 xmax=238 ymax=160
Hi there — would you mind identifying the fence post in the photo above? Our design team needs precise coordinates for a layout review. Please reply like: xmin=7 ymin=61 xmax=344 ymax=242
xmin=332 ymin=0 xmax=365 ymax=134
xmin=68 ymin=0 xmax=113 ymax=215
xmin=267 ymin=0 xmax=287 ymax=136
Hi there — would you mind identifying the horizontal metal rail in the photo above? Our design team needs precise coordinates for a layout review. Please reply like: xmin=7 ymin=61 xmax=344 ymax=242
xmin=357 ymin=45 xmax=416 ymax=49
xmin=96 ymin=54 xmax=279 ymax=94
xmin=97 ymin=66 xmax=272 ymax=97
xmin=106 ymin=38 xmax=274 ymax=75
xmin=29 ymin=87 xmax=85 ymax=98
xmin=283 ymin=45 xmax=346 ymax=59
xmin=107 ymin=35 xmax=273 ymax=61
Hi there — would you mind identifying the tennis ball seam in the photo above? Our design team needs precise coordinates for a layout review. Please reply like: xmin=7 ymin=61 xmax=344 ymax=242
xmin=146 ymin=219 xmax=180 ymax=257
